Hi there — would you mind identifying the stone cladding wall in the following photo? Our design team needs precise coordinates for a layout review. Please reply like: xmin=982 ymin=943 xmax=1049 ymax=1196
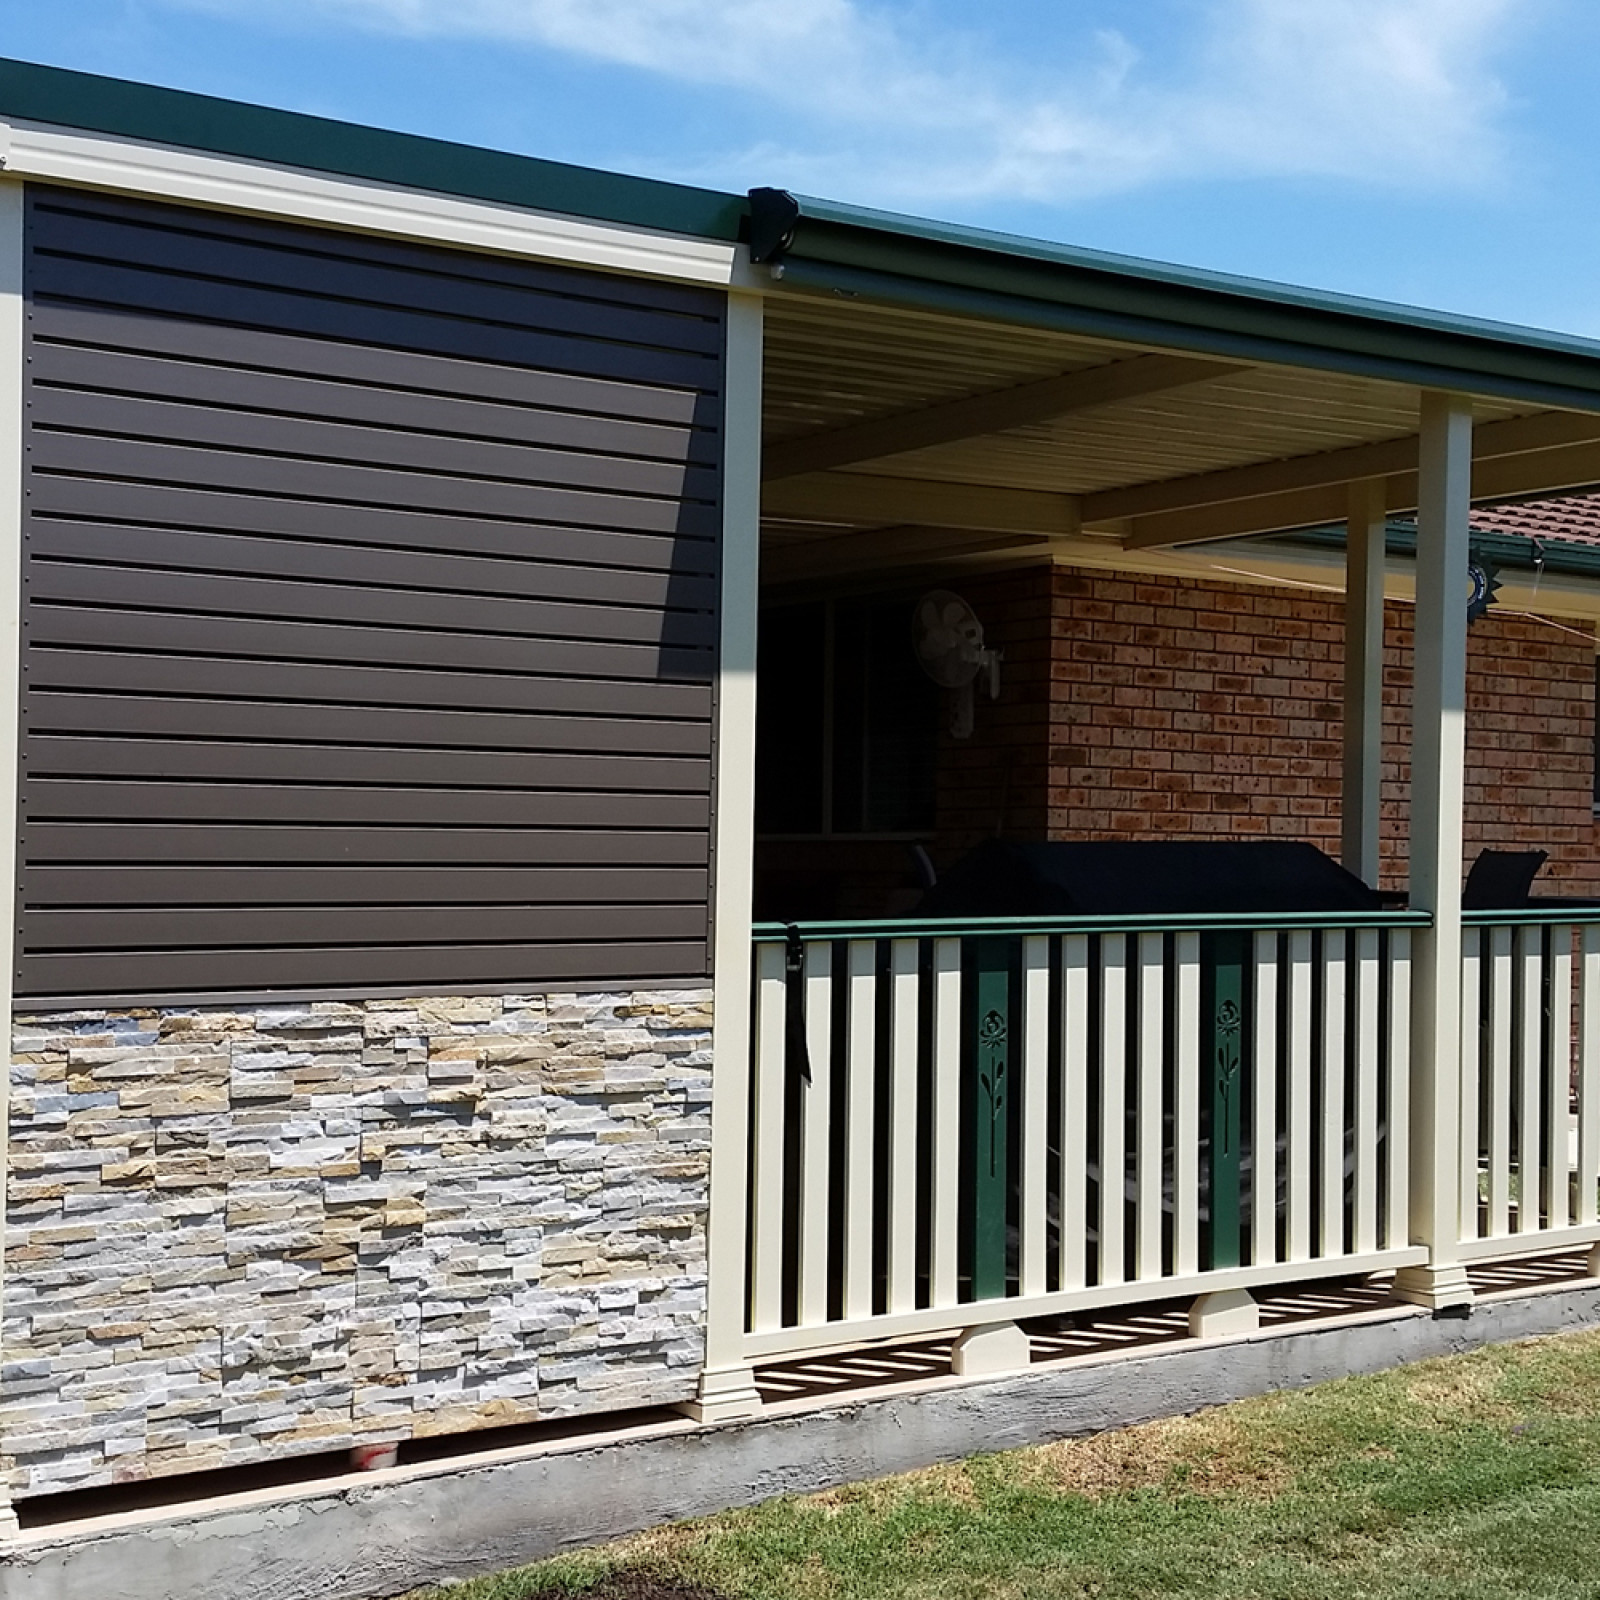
xmin=1 ymin=989 xmax=712 ymax=1498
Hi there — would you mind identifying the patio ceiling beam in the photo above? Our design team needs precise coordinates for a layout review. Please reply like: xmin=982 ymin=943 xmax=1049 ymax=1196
xmin=761 ymin=471 xmax=1080 ymax=537
xmin=761 ymin=353 xmax=1247 ymax=482
xmin=1103 ymin=408 xmax=1600 ymax=547
xmin=1119 ymin=434 xmax=1600 ymax=549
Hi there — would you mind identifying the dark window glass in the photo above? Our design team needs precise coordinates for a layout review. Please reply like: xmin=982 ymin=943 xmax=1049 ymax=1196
xmin=832 ymin=599 xmax=939 ymax=833
xmin=755 ymin=601 xmax=827 ymax=834
xmin=755 ymin=595 xmax=938 ymax=836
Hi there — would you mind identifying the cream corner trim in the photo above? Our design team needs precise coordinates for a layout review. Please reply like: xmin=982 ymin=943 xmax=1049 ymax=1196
xmin=0 ymin=117 xmax=756 ymax=289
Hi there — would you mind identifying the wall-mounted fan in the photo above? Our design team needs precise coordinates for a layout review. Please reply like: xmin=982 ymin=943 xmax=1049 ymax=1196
xmin=912 ymin=589 xmax=1000 ymax=739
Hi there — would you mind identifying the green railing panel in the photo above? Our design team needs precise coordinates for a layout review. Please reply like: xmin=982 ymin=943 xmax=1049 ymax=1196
xmin=1204 ymin=931 xmax=1248 ymax=1270
xmin=972 ymin=936 xmax=1010 ymax=1301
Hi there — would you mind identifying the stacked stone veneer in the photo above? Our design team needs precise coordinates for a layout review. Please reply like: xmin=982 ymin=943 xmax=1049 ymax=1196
xmin=1 ymin=990 xmax=713 ymax=1498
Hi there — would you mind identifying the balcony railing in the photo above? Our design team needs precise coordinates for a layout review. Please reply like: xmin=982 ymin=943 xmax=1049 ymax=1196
xmin=1459 ymin=910 xmax=1600 ymax=1262
xmin=738 ymin=910 xmax=1429 ymax=1363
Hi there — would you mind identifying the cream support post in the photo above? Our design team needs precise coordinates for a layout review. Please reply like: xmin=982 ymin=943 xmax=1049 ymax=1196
xmin=1342 ymin=479 xmax=1386 ymax=888
xmin=1393 ymin=393 xmax=1475 ymax=1312
xmin=685 ymin=291 xmax=766 ymax=1422
xmin=0 ymin=178 xmax=23 ymax=1540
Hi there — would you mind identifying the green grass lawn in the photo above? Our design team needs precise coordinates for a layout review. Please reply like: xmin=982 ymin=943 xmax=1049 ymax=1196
xmin=406 ymin=1328 xmax=1600 ymax=1600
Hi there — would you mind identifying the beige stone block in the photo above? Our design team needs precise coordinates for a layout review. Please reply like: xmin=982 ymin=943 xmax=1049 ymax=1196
xmin=158 ymin=1013 xmax=256 ymax=1036
xmin=540 ymin=1243 xmax=595 ymax=1267
xmin=100 ymin=1159 xmax=158 ymax=1185
xmin=412 ymin=1397 xmax=538 ymax=1437
xmin=10 ymin=1182 xmax=66 ymax=1201
xmin=426 ymin=1088 xmax=480 ymax=1109
xmin=417 ymin=997 xmax=500 ymax=1028
xmin=29 ymin=1225 xmax=101 ymax=1245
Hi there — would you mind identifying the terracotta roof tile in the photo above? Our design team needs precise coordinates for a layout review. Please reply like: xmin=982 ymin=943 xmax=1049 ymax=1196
xmin=1469 ymin=492 xmax=1600 ymax=549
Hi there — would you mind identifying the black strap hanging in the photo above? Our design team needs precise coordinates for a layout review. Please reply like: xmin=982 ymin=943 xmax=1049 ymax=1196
xmin=784 ymin=924 xmax=813 ymax=1084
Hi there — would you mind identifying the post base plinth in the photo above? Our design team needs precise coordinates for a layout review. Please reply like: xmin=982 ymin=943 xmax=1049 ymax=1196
xmin=950 ymin=1320 xmax=1031 ymax=1378
xmin=677 ymin=1363 xmax=765 ymax=1424
xmin=1392 ymin=1262 xmax=1475 ymax=1312
xmin=1188 ymin=1288 xmax=1259 ymax=1339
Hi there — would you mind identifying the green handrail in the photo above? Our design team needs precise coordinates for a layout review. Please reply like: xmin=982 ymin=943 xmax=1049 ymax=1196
xmin=752 ymin=908 xmax=1431 ymax=942
xmin=1462 ymin=905 xmax=1600 ymax=928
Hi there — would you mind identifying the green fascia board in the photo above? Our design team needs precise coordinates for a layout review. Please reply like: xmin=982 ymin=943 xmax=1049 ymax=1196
xmin=772 ymin=193 xmax=1600 ymax=412
xmin=0 ymin=57 xmax=746 ymax=242
xmin=1286 ymin=520 xmax=1600 ymax=581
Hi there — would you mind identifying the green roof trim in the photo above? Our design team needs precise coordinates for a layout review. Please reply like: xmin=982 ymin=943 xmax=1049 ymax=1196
xmin=0 ymin=57 xmax=746 ymax=242
xmin=1285 ymin=520 xmax=1600 ymax=582
xmin=757 ymin=190 xmax=1600 ymax=414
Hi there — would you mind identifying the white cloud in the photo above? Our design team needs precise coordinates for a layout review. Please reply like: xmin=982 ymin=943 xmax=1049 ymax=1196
xmin=168 ymin=0 xmax=1521 ymax=206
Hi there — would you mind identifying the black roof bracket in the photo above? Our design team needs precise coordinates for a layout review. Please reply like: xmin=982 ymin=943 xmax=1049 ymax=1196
xmin=747 ymin=187 xmax=801 ymax=275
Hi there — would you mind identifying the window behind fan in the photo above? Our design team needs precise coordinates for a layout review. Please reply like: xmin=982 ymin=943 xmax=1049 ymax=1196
xmin=755 ymin=596 xmax=939 ymax=837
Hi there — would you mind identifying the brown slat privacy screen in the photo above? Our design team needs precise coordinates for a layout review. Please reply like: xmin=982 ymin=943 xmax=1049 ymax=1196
xmin=18 ymin=186 xmax=724 ymax=1002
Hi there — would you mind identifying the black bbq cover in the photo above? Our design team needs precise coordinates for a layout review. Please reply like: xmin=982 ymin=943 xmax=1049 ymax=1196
xmin=916 ymin=839 xmax=1382 ymax=918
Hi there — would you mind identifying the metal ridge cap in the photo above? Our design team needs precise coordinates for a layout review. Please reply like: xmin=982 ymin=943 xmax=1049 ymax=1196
xmin=0 ymin=56 xmax=747 ymax=242
xmin=774 ymin=189 xmax=1600 ymax=371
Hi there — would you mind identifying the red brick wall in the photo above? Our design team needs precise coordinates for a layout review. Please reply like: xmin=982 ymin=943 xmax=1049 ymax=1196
xmin=1389 ymin=604 xmax=1599 ymax=892
xmin=1045 ymin=569 xmax=1347 ymax=853
xmin=1009 ymin=563 xmax=1596 ymax=894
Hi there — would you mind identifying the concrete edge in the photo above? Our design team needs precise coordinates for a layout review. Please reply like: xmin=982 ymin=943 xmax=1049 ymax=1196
xmin=7 ymin=1279 xmax=1600 ymax=1600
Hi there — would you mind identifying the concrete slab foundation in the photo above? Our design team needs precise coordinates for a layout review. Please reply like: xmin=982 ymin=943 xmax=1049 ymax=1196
xmin=7 ymin=1273 xmax=1600 ymax=1600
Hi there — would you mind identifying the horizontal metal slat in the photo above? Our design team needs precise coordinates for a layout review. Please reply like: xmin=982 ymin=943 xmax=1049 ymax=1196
xmin=35 ymin=341 xmax=722 ymax=466
xmin=24 ymin=902 xmax=706 ymax=951
xmin=24 ymin=740 xmax=710 ymax=790
xmin=30 ymin=479 xmax=718 ymax=576
xmin=29 ymin=561 xmax=718 ymax=653
xmin=31 ymin=387 xmax=722 ymax=503
xmin=29 ymin=608 xmax=715 ymax=685
xmin=30 ymin=433 xmax=721 ymax=539
xmin=17 ymin=938 xmax=711 ymax=998
xmin=23 ymin=864 xmax=709 ymax=907
xmin=33 ymin=189 xmax=727 ymax=317
xmin=28 ymin=521 xmax=720 ymax=614
xmin=33 ymin=203 xmax=726 ymax=354
xmin=24 ymin=783 xmax=709 ymax=829
xmin=26 ymin=652 xmax=711 ymax=719
xmin=25 ymin=687 xmax=711 ymax=754
xmin=32 ymin=302 xmax=720 ymax=428
xmin=24 ymin=823 xmax=710 ymax=866
xmin=34 ymin=256 xmax=720 ymax=391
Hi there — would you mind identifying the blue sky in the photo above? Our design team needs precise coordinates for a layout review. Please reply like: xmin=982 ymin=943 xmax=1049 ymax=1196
xmin=5 ymin=0 xmax=1600 ymax=337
